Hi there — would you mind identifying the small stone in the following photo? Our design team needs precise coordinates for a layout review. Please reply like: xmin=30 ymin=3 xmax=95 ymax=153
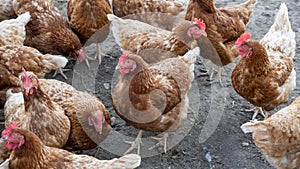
xmin=103 ymin=83 xmax=110 ymax=90
xmin=205 ymin=152 xmax=212 ymax=163
xmin=242 ymin=142 xmax=249 ymax=147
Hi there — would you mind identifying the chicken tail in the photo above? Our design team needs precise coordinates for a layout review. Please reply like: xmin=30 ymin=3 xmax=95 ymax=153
xmin=180 ymin=47 xmax=200 ymax=73
xmin=230 ymin=0 xmax=257 ymax=25
xmin=107 ymin=14 xmax=122 ymax=23
xmin=260 ymin=3 xmax=296 ymax=59
xmin=240 ymin=121 xmax=265 ymax=134
xmin=42 ymin=54 xmax=68 ymax=73
xmin=0 ymin=158 xmax=9 ymax=169
xmin=106 ymin=154 xmax=141 ymax=169
xmin=271 ymin=3 xmax=294 ymax=36
xmin=15 ymin=12 xmax=31 ymax=25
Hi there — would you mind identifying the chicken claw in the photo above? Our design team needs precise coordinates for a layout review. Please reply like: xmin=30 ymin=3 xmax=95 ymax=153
xmin=124 ymin=130 xmax=143 ymax=155
xmin=245 ymin=107 xmax=268 ymax=120
xmin=85 ymin=43 xmax=107 ymax=68
xmin=209 ymin=67 xmax=223 ymax=87
xmin=53 ymin=67 xmax=72 ymax=80
xmin=149 ymin=132 xmax=168 ymax=153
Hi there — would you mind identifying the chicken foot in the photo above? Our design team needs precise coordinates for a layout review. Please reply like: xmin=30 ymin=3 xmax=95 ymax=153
xmin=149 ymin=132 xmax=168 ymax=153
xmin=85 ymin=43 xmax=107 ymax=68
xmin=209 ymin=67 xmax=223 ymax=87
xmin=53 ymin=67 xmax=72 ymax=80
xmin=245 ymin=107 xmax=269 ymax=120
xmin=198 ymin=64 xmax=223 ymax=86
xmin=124 ymin=130 xmax=144 ymax=155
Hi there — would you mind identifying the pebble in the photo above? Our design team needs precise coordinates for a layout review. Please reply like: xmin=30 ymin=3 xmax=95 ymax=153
xmin=242 ymin=142 xmax=250 ymax=147
xmin=103 ymin=83 xmax=110 ymax=90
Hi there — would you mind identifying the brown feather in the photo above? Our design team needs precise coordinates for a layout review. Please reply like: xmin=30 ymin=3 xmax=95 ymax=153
xmin=13 ymin=0 xmax=82 ymax=56
xmin=67 ymin=0 xmax=112 ymax=44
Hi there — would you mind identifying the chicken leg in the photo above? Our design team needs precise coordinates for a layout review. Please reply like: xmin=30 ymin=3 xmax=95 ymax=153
xmin=124 ymin=130 xmax=144 ymax=155
xmin=85 ymin=43 xmax=106 ymax=68
xmin=53 ymin=67 xmax=72 ymax=80
xmin=198 ymin=65 xmax=223 ymax=86
xmin=245 ymin=107 xmax=269 ymax=120
xmin=149 ymin=132 xmax=168 ymax=153
xmin=209 ymin=67 xmax=223 ymax=87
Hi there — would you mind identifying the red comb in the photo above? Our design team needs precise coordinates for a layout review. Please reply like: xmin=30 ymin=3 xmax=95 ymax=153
xmin=194 ymin=18 xmax=206 ymax=30
xmin=118 ymin=51 xmax=129 ymax=64
xmin=22 ymin=67 xmax=29 ymax=80
xmin=2 ymin=122 xmax=17 ymax=137
xmin=235 ymin=32 xmax=252 ymax=46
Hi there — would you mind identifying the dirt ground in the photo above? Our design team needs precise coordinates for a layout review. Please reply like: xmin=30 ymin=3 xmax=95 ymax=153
xmin=1 ymin=0 xmax=300 ymax=168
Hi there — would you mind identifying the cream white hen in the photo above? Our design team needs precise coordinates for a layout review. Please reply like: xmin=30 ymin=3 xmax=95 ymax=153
xmin=241 ymin=95 xmax=300 ymax=169
xmin=0 ymin=12 xmax=30 ymax=46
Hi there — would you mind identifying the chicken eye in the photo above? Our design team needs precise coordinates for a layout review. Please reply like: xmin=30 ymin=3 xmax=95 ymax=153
xmin=12 ymin=133 xmax=18 ymax=138
xmin=28 ymin=75 xmax=33 ymax=80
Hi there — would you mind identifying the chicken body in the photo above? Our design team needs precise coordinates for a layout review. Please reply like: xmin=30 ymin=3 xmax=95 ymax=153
xmin=39 ymin=79 xmax=111 ymax=151
xmin=2 ymin=127 xmax=141 ymax=169
xmin=67 ymin=0 xmax=112 ymax=45
xmin=0 ymin=44 xmax=68 ymax=107
xmin=112 ymin=0 xmax=187 ymax=30
xmin=4 ymin=85 xmax=70 ymax=148
xmin=0 ymin=0 xmax=17 ymax=21
xmin=0 ymin=12 xmax=30 ymax=47
xmin=231 ymin=3 xmax=296 ymax=119
xmin=108 ymin=14 xmax=191 ymax=64
xmin=112 ymin=0 xmax=187 ymax=17
xmin=12 ymin=0 xmax=84 ymax=61
xmin=241 ymin=95 xmax=300 ymax=169
xmin=112 ymin=47 xmax=199 ymax=153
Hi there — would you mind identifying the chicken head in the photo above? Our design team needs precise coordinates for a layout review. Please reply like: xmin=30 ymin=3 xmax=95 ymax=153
xmin=234 ymin=32 xmax=253 ymax=57
xmin=88 ymin=110 xmax=105 ymax=134
xmin=116 ymin=51 xmax=137 ymax=74
xmin=187 ymin=18 xmax=207 ymax=39
xmin=69 ymin=48 xmax=85 ymax=62
xmin=19 ymin=68 xmax=38 ymax=96
xmin=1 ymin=122 xmax=25 ymax=150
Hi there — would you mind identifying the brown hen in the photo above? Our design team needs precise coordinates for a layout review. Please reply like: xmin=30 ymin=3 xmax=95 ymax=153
xmin=67 ymin=0 xmax=112 ymax=66
xmin=1 ymin=124 xmax=141 ymax=169
xmin=112 ymin=0 xmax=187 ymax=30
xmin=112 ymin=47 xmax=199 ymax=154
xmin=12 ymin=0 xmax=84 ymax=78
xmin=39 ymin=79 xmax=111 ymax=151
xmin=185 ymin=0 xmax=256 ymax=83
xmin=1 ymin=69 xmax=71 ymax=163
xmin=231 ymin=3 xmax=296 ymax=119
xmin=108 ymin=14 xmax=208 ymax=64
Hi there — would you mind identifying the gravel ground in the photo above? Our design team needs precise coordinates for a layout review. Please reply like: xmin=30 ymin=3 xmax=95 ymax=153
xmin=1 ymin=0 xmax=300 ymax=168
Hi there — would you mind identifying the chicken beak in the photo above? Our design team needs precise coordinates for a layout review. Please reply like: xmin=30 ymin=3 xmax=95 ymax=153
xmin=115 ymin=65 xmax=120 ymax=70
xmin=201 ymin=30 xmax=207 ymax=37
xmin=231 ymin=45 xmax=238 ymax=50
